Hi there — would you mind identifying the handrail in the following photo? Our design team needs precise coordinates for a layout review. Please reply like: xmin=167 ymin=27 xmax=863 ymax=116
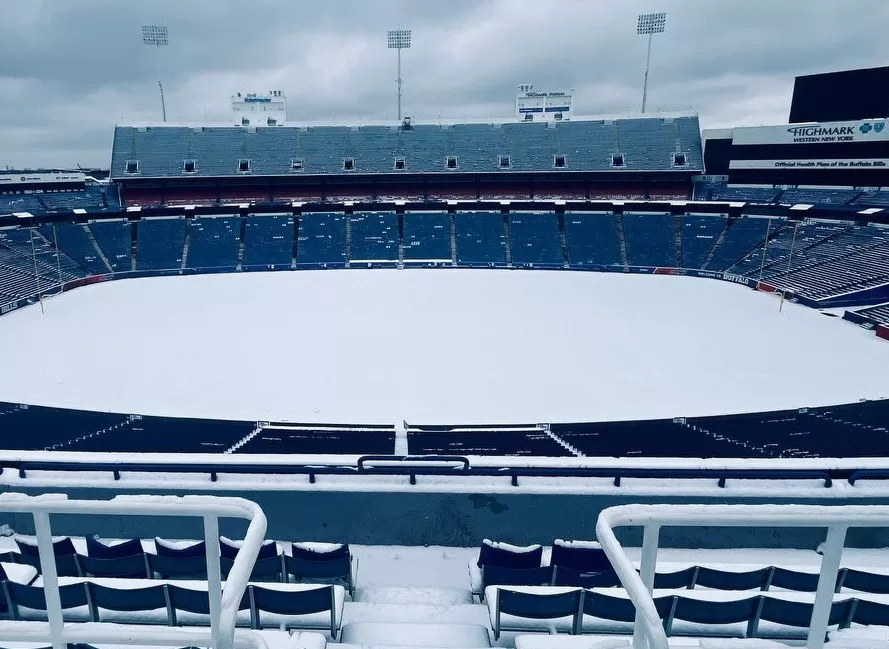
xmin=0 ymin=458 xmax=852 ymax=486
xmin=0 ymin=493 xmax=267 ymax=649
xmin=595 ymin=504 xmax=889 ymax=649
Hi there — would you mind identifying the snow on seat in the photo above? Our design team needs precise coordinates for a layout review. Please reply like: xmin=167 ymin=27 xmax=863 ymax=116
xmin=340 ymin=621 xmax=491 ymax=648
xmin=514 ymin=636 xmax=793 ymax=649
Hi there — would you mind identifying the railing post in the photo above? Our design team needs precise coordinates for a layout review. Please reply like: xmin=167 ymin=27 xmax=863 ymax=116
xmin=33 ymin=511 xmax=64 ymax=649
xmin=633 ymin=523 xmax=660 ymax=649
xmin=204 ymin=515 xmax=224 ymax=649
xmin=807 ymin=524 xmax=847 ymax=649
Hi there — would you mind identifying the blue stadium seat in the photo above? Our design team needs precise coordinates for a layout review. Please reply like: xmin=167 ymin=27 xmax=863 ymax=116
xmin=563 ymin=213 xmax=622 ymax=268
xmin=681 ymin=216 xmax=725 ymax=269
xmin=348 ymin=212 xmax=398 ymax=264
xmin=186 ymin=215 xmax=241 ymax=269
xmin=243 ymin=214 xmax=294 ymax=269
xmin=455 ymin=212 xmax=507 ymax=266
xmin=136 ymin=217 xmax=186 ymax=271
xmin=402 ymin=212 xmax=451 ymax=263
xmin=89 ymin=220 xmax=132 ymax=272
xmin=490 ymin=587 xmax=583 ymax=639
xmin=622 ymin=213 xmax=677 ymax=267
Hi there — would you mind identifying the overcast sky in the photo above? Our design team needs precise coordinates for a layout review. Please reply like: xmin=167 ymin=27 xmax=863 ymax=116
xmin=1 ymin=0 xmax=887 ymax=169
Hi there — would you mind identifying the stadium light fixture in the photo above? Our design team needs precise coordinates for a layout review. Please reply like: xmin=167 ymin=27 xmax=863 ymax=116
xmin=637 ymin=12 xmax=666 ymax=113
xmin=387 ymin=29 xmax=412 ymax=122
xmin=141 ymin=25 xmax=169 ymax=122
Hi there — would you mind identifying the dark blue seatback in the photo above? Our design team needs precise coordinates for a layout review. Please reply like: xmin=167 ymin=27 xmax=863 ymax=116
xmin=654 ymin=567 xmax=698 ymax=589
xmin=86 ymin=537 xmax=143 ymax=560
xmin=695 ymin=567 xmax=773 ymax=591
xmin=477 ymin=542 xmax=542 ymax=569
xmin=291 ymin=543 xmax=350 ymax=562
xmin=220 ymin=539 xmax=278 ymax=561
xmin=498 ymin=588 xmax=582 ymax=620
xmin=552 ymin=566 xmax=621 ymax=588
xmin=249 ymin=585 xmax=334 ymax=616
xmin=155 ymin=539 xmax=206 ymax=559
xmin=583 ymin=591 xmax=675 ymax=623
xmin=850 ymin=598 xmax=889 ymax=626
xmin=482 ymin=565 xmax=553 ymax=589
xmin=77 ymin=553 xmax=148 ymax=578
xmin=770 ymin=568 xmax=820 ymax=592
xmin=224 ymin=555 xmax=283 ymax=583
xmin=841 ymin=569 xmax=889 ymax=594
xmin=167 ymin=584 xmax=250 ymax=616
xmin=757 ymin=597 xmax=813 ymax=627
xmin=13 ymin=552 xmax=80 ymax=577
xmin=87 ymin=583 xmax=169 ymax=614
xmin=16 ymin=537 xmax=76 ymax=557
xmin=550 ymin=542 xmax=610 ymax=572
xmin=4 ymin=581 xmax=88 ymax=618
xmin=147 ymin=553 xmax=208 ymax=580
xmin=285 ymin=554 xmax=349 ymax=581
xmin=671 ymin=596 xmax=761 ymax=624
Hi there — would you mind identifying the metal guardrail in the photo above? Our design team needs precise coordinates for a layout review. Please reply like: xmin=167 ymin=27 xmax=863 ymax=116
xmin=0 ymin=493 xmax=267 ymax=649
xmin=0 ymin=455 xmax=870 ymax=487
xmin=596 ymin=504 xmax=889 ymax=649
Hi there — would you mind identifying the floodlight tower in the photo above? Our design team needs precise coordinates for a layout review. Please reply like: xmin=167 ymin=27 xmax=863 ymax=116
xmin=637 ymin=12 xmax=666 ymax=113
xmin=141 ymin=25 xmax=169 ymax=122
xmin=387 ymin=29 xmax=411 ymax=121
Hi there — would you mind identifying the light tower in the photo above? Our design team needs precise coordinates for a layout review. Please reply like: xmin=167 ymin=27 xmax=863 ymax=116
xmin=637 ymin=12 xmax=666 ymax=114
xmin=141 ymin=24 xmax=169 ymax=122
xmin=387 ymin=29 xmax=411 ymax=121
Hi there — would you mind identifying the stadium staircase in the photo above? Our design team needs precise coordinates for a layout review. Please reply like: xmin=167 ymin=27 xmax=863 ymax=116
xmin=449 ymin=214 xmax=457 ymax=264
xmin=502 ymin=214 xmax=513 ymax=266
xmin=129 ymin=221 xmax=138 ymax=271
xmin=557 ymin=214 xmax=570 ymax=268
xmin=544 ymin=428 xmax=583 ymax=457
xmin=673 ymin=215 xmax=683 ymax=268
xmin=225 ymin=425 xmax=265 ymax=454
xmin=397 ymin=214 xmax=405 ymax=266
xmin=83 ymin=224 xmax=114 ymax=273
xmin=615 ymin=214 xmax=630 ymax=270
xmin=344 ymin=215 xmax=353 ymax=266
xmin=236 ymin=217 xmax=247 ymax=270
xmin=49 ymin=415 xmax=132 ymax=451
xmin=291 ymin=215 xmax=300 ymax=267
xmin=180 ymin=223 xmax=192 ymax=269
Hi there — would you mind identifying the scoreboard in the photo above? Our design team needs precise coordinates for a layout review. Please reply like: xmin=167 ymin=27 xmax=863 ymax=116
xmin=515 ymin=84 xmax=573 ymax=122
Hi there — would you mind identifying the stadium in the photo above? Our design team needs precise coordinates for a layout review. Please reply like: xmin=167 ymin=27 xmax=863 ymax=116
xmin=2 ymin=11 xmax=889 ymax=649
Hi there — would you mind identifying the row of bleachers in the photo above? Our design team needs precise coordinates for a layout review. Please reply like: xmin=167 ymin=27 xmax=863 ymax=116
xmin=243 ymin=213 xmax=294 ymax=268
xmin=706 ymin=217 xmax=779 ymax=271
xmin=185 ymin=215 xmax=240 ymax=269
xmin=728 ymin=221 xmax=850 ymax=278
xmin=349 ymin=212 xmax=398 ymax=263
xmin=111 ymin=117 xmax=704 ymax=178
xmin=235 ymin=425 xmax=396 ymax=455
xmin=39 ymin=222 xmax=110 ymax=275
xmin=455 ymin=212 xmax=507 ymax=265
xmin=621 ymin=213 xmax=676 ymax=268
xmin=780 ymin=188 xmax=861 ymax=205
xmin=136 ymin=217 xmax=186 ymax=271
xmin=408 ymin=426 xmax=573 ymax=457
xmin=680 ymin=215 xmax=725 ymax=269
xmin=855 ymin=303 xmax=889 ymax=325
xmin=402 ymin=212 xmax=451 ymax=263
xmin=89 ymin=220 xmax=132 ymax=272
xmin=296 ymin=212 xmax=346 ymax=267
xmin=854 ymin=189 xmax=889 ymax=206
xmin=508 ymin=212 xmax=562 ymax=267
xmin=563 ymin=213 xmax=623 ymax=268
xmin=0 ymin=228 xmax=87 ymax=300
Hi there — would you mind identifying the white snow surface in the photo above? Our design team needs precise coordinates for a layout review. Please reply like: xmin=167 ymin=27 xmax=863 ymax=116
xmin=0 ymin=269 xmax=887 ymax=424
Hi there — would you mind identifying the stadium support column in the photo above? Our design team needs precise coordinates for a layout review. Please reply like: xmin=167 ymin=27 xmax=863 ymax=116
xmin=637 ymin=13 xmax=666 ymax=113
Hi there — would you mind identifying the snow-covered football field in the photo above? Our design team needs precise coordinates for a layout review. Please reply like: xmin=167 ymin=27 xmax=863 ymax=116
xmin=0 ymin=269 xmax=887 ymax=424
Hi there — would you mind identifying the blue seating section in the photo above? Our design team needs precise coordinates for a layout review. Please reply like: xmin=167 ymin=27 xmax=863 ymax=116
xmin=706 ymin=217 xmax=777 ymax=271
xmin=0 ymin=194 xmax=48 ymax=214
xmin=508 ymin=213 xmax=562 ymax=267
xmin=728 ymin=221 xmax=847 ymax=278
xmin=243 ymin=214 xmax=294 ymax=268
xmin=780 ymin=188 xmax=860 ymax=205
xmin=296 ymin=213 xmax=346 ymax=267
xmin=236 ymin=425 xmax=396 ymax=455
xmin=408 ymin=426 xmax=573 ymax=457
xmin=854 ymin=190 xmax=889 ymax=207
xmin=563 ymin=213 xmax=622 ymax=267
xmin=621 ymin=214 xmax=676 ymax=267
xmin=680 ymin=216 xmax=725 ymax=269
xmin=455 ymin=212 xmax=507 ymax=265
xmin=402 ymin=213 xmax=451 ymax=263
xmin=349 ymin=212 xmax=398 ymax=263
xmin=136 ymin=217 xmax=186 ymax=271
xmin=110 ymin=117 xmax=704 ymax=179
xmin=186 ymin=215 xmax=240 ymax=269
xmin=39 ymin=223 xmax=109 ymax=275
xmin=0 ymin=228 xmax=86 ymax=302
xmin=708 ymin=185 xmax=781 ymax=203
xmin=856 ymin=303 xmax=889 ymax=325
xmin=89 ymin=220 xmax=132 ymax=272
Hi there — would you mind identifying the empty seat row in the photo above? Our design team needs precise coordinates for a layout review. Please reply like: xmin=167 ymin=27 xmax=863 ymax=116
xmin=488 ymin=586 xmax=889 ymax=639
xmin=2 ymin=580 xmax=344 ymax=637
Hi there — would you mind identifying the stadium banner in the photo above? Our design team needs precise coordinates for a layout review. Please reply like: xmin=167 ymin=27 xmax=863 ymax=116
xmin=729 ymin=159 xmax=889 ymax=171
xmin=878 ymin=325 xmax=889 ymax=342
xmin=0 ymin=172 xmax=85 ymax=186
xmin=732 ymin=119 xmax=889 ymax=146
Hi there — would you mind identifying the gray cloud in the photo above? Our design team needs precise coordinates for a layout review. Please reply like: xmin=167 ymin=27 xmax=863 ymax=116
xmin=1 ymin=0 xmax=886 ymax=168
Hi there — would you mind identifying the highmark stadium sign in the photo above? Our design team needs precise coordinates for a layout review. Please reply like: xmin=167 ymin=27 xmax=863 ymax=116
xmin=733 ymin=119 xmax=889 ymax=145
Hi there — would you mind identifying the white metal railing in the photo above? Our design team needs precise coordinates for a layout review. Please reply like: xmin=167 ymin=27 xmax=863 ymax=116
xmin=595 ymin=504 xmax=889 ymax=649
xmin=0 ymin=492 xmax=268 ymax=649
